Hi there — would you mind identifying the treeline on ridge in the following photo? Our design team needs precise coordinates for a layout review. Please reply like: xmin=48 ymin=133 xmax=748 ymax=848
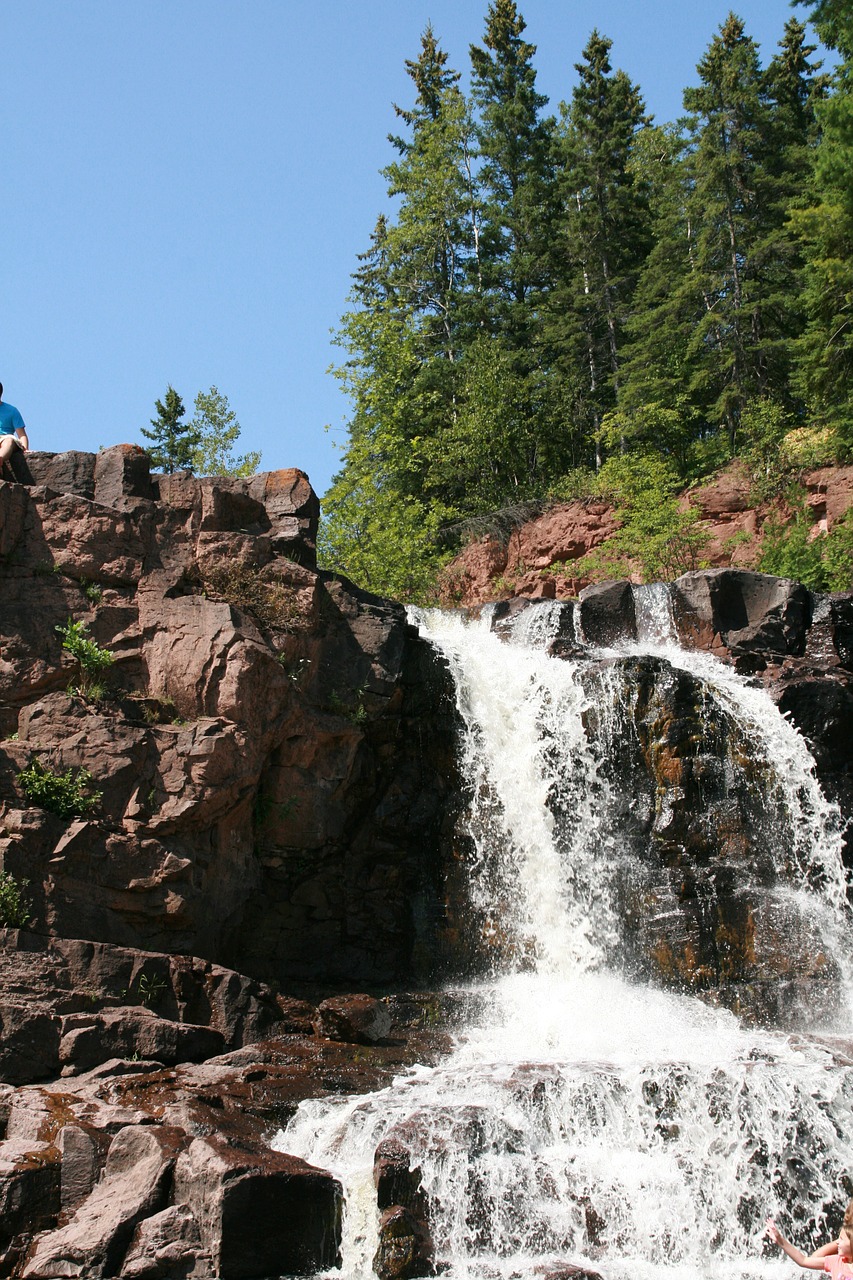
xmin=320 ymin=0 xmax=853 ymax=599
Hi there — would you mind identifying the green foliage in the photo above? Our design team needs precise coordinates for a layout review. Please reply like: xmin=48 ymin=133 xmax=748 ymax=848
xmin=80 ymin=579 xmax=103 ymax=605
xmin=189 ymin=385 xmax=261 ymax=478
xmin=789 ymin=38 xmax=853 ymax=448
xmin=17 ymin=757 xmax=103 ymax=820
xmin=577 ymin=455 xmax=709 ymax=583
xmin=548 ymin=30 xmax=651 ymax=450
xmin=319 ymin=472 xmax=452 ymax=602
xmin=141 ymin=386 xmax=200 ymax=473
xmin=56 ymin=618 xmax=113 ymax=695
xmin=741 ymin=399 xmax=794 ymax=498
xmin=136 ymin=971 xmax=168 ymax=1008
xmin=823 ymin=510 xmax=853 ymax=589
xmin=0 ymin=871 xmax=31 ymax=929
xmin=760 ymin=505 xmax=853 ymax=590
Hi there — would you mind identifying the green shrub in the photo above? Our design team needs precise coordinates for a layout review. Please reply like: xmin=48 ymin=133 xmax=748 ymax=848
xmin=0 ymin=871 xmax=31 ymax=928
xmin=759 ymin=507 xmax=853 ymax=591
xmin=576 ymin=455 xmax=709 ymax=583
xmin=17 ymin=757 xmax=103 ymax=819
xmin=56 ymin=618 xmax=113 ymax=694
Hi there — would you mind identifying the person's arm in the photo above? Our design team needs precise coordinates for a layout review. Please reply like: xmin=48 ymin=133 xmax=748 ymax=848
xmin=16 ymin=428 xmax=29 ymax=451
xmin=766 ymin=1219 xmax=832 ymax=1270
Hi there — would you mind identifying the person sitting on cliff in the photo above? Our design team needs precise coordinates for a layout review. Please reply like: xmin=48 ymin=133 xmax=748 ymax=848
xmin=766 ymin=1209 xmax=853 ymax=1275
xmin=0 ymin=384 xmax=30 ymax=477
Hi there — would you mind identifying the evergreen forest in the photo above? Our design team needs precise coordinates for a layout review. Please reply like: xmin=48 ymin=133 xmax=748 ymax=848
xmin=319 ymin=0 xmax=853 ymax=600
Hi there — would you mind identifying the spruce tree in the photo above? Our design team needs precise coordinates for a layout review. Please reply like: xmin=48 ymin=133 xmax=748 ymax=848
xmin=681 ymin=14 xmax=778 ymax=449
xmin=141 ymin=386 xmax=199 ymax=473
xmin=469 ymin=0 xmax=555 ymax=345
xmin=791 ymin=2 xmax=853 ymax=446
xmin=321 ymin=28 xmax=478 ymax=593
xmin=548 ymin=31 xmax=652 ymax=465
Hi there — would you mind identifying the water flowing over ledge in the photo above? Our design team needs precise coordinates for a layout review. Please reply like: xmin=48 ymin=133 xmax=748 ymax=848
xmin=275 ymin=595 xmax=853 ymax=1280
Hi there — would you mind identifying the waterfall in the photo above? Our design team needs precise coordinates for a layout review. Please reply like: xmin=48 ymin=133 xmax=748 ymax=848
xmin=274 ymin=599 xmax=853 ymax=1280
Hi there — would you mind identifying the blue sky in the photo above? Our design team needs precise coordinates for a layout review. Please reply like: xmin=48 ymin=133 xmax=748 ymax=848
xmin=4 ymin=0 xmax=818 ymax=499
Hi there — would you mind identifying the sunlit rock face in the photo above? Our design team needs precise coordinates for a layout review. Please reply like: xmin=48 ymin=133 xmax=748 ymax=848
xmin=0 ymin=449 xmax=459 ymax=989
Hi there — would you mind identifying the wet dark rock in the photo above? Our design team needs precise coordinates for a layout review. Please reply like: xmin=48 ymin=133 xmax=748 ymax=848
xmin=373 ymin=1205 xmax=434 ymax=1280
xmin=536 ymin=1267 xmax=604 ymax=1280
xmin=672 ymin=569 xmax=811 ymax=658
xmin=578 ymin=580 xmax=637 ymax=646
xmin=578 ymin=653 xmax=843 ymax=1026
xmin=375 ymin=1134 xmax=428 ymax=1218
xmin=774 ymin=674 xmax=853 ymax=868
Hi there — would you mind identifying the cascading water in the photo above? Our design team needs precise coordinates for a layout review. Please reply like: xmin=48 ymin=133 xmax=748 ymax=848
xmin=274 ymin=597 xmax=853 ymax=1280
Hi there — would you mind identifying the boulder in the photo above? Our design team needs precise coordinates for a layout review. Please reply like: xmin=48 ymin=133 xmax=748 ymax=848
xmin=0 ymin=1137 xmax=61 ymax=1247
xmin=22 ymin=1125 xmax=183 ymax=1279
xmin=57 ymin=1124 xmax=99 ymax=1212
xmin=0 ymin=1001 xmax=61 ymax=1084
xmin=536 ymin=1268 xmax=604 ymax=1280
xmin=578 ymin=580 xmax=637 ymax=647
xmin=374 ymin=1134 xmax=427 ymax=1216
xmin=373 ymin=1205 xmax=434 ymax=1280
xmin=12 ymin=451 xmax=96 ymax=498
xmin=120 ymin=1204 xmax=203 ymax=1280
xmin=671 ymin=569 xmax=812 ymax=658
xmin=93 ymin=445 xmax=155 ymax=509
xmin=58 ymin=1008 xmax=225 ymax=1075
xmin=314 ymin=994 xmax=392 ymax=1044
xmin=173 ymin=1135 xmax=341 ymax=1278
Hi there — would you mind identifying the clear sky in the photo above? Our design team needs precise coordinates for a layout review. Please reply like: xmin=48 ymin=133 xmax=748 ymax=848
xmin=4 ymin=0 xmax=819 ymax=499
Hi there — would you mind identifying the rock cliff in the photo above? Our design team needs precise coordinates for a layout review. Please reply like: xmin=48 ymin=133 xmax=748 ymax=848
xmin=0 ymin=446 xmax=459 ymax=991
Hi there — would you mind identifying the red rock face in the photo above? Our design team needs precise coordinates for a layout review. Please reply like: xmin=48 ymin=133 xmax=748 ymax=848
xmin=439 ymin=462 xmax=853 ymax=605
xmin=0 ymin=449 xmax=457 ymax=990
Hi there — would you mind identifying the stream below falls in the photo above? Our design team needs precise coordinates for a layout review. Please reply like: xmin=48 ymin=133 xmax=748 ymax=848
xmin=273 ymin=592 xmax=853 ymax=1280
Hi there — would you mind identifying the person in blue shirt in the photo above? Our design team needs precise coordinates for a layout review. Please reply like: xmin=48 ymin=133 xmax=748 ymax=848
xmin=0 ymin=384 xmax=30 ymax=473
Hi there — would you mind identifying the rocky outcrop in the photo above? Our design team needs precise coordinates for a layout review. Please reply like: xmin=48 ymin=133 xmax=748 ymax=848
xmin=0 ymin=976 xmax=453 ymax=1279
xmin=0 ymin=448 xmax=460 ymax=988
xmin=438 ymin=462 xmax=853 ymax=606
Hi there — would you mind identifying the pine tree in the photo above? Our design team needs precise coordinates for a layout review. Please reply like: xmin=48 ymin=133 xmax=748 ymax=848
xmin=141 ymin=386 xmax=199 ymax=473
xmin=624 ymin=14 xmax=811 ymax=460
xmin=469 ymin=0 xmax=555 ymax=346
xmin=681 ymin=14 xmax=778 ymax=449
xmin=321 ymin=28 xmax=477 ymax=593
xmin=548 ymin=31 xmax=652 ymax=465
xmin=791 ymin=2 xmax=853 ymax=446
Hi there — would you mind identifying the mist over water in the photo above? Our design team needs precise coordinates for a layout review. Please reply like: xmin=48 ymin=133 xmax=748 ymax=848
xmin=274 ymin=599 xmax=853 ymax=1280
